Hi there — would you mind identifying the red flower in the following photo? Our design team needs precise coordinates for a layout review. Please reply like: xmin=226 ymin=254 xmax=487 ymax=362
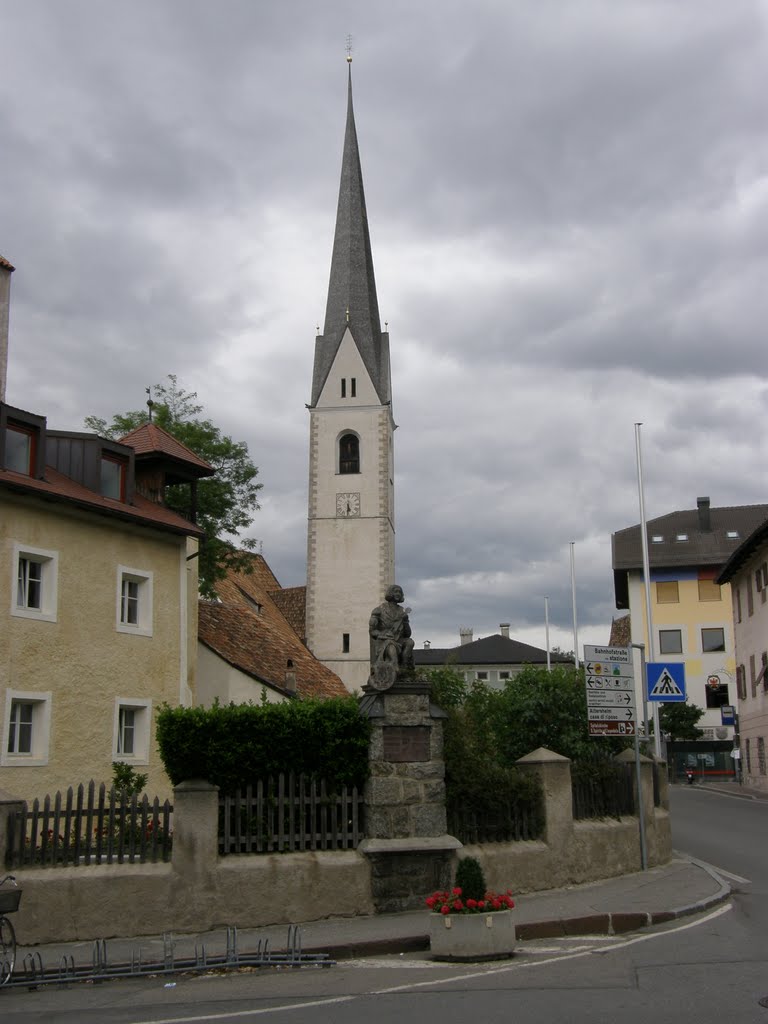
xmin=477 ymin=900 xmax=486 ymax=909
xmin=440 ymin=904 xmax=450 ymax=915
xmin=466 ymin=898 xmax=477 ymax=909
xmin=453 ymin=899 xmax=464 ymax=911
xmin=452 ymin=887 xmax=462 ymax=896
xmin=426 ymin=896 xmax=436 ymax=909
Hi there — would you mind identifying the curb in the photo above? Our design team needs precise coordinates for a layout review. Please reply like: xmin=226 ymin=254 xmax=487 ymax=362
xmin=305 ymin=860 xmax=733 ymax=957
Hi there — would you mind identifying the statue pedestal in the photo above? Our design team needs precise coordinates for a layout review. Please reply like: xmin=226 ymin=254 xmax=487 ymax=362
xmin=359 ymin=677 xmax=461 ymax=911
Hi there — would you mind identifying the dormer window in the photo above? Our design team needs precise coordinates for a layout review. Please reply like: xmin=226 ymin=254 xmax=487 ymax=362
xmin=675 ymin=533 xmax=688 ymax=542
xmin=6 ymin=422 xmax=36 ymax=475
xmin=100 ymin=453 xmax=127 ymax=500
xmin=651 ymin=534 xmax=664 ymax=543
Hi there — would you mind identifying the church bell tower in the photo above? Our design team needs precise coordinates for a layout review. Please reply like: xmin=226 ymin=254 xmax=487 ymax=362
xmin=305 ymin=62 xmax=395 ymax=692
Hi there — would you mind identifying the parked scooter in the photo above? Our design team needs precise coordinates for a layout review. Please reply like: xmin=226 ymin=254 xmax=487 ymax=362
xmin=685 ymin=767 xmax=695 ymax=785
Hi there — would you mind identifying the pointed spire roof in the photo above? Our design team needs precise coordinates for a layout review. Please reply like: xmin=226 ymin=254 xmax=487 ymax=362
xmin=311 ymin=66 xmax=390 ymax=407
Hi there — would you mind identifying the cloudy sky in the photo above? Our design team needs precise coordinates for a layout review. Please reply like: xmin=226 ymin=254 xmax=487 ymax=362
xmin=2 ymin=1 xmax=767 ymax=654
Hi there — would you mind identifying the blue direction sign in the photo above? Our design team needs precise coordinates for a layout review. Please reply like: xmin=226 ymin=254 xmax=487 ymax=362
xmin=646 ymin=662 xmax=686 ymax=702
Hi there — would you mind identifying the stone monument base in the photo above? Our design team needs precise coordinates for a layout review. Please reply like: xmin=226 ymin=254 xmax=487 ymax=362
xmin=359 ymin=836 xmax=462 ymax=913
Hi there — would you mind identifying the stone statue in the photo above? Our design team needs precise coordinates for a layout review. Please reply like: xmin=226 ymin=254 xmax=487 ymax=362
xmin=368 ymin=584 xmax=415 ymax=690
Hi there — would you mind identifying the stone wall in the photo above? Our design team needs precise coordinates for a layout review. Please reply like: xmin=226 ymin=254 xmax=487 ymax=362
xmin=3 ymin=749 xmax=671 ymax=946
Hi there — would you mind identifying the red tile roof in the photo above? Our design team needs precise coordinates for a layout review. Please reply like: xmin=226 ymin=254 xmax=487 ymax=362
xmin=0 ymin=464 xmax=203 ymax=536
xmin=199 ymin=554 xmax=346 ymax=699
xmin=268 ymin=585 xmax=307 ymax=641
xmin=0 ymin=255 xmax=14 ymax=271
xmin=119 ymin=422 xmax=214 ymax=474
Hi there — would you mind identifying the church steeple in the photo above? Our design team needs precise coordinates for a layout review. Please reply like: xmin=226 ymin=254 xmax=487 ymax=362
xmin=311 ymin=66 xmax=389 ymax=407
xmin=304 ymin=63 xmax=396 ymax=693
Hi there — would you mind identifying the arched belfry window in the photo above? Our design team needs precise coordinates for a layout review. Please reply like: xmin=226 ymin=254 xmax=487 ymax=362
xmin=339 ymin=433 xmax=360 ymax=474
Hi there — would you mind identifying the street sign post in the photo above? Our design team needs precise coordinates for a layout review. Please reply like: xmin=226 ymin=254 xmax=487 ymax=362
xmin=646 ymin=662 xmax=686 ymax=703
xmin=583 ymin=643 xmax=646 ymax=870
xmin=584 ymin=645 xmax=636 ymax=737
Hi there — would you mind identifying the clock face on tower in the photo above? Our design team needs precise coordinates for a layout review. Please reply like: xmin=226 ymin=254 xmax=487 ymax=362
xmin=336 ymin=492 xmax=361 ymax=517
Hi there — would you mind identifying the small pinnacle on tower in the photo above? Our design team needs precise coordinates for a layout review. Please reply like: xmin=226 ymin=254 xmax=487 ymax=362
xmin=346 ymin=34 xmax=353 ymax=63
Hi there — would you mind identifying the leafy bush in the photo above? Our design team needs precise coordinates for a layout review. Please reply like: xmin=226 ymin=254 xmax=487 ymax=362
xmin=156 ymin=697 xmax=370 ymax=794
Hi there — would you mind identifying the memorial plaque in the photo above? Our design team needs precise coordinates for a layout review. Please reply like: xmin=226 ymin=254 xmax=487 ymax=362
xmin=383 ymin=726 xmax=430 ymax=762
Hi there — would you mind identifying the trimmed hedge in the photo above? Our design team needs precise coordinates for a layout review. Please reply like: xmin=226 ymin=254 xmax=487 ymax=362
xmin=156 ymin=697 xmax=370 ymax=794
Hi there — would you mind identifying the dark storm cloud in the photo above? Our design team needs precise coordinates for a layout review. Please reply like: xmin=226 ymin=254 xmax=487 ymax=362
xmin=1 ymin=0 xmax=766 ymax=651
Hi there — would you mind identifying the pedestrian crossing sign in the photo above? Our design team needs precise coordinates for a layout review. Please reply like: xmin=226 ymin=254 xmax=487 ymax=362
xmin=646 ymin=662 xmax=686 ymax=702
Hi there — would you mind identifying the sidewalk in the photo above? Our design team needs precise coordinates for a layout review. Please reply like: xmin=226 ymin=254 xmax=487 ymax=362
xmin=14 ymin=853 xmax=731 ymax=970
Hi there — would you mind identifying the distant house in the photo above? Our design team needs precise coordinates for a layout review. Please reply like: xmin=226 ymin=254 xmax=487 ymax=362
xmin=716 ymin=516 xmax=768 ymax=793
xmin=413 ymin=624 xmax=569 ymax=688
xmin=612 ymin=495 xmax=768 ymax=776
xmin=0 ymin=402 xmax=210 ymax=800
xmin=197 ymin=553 xmax=347 ymax=705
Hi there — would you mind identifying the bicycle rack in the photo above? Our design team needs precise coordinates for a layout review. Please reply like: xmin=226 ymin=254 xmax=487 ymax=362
xmin=1 ymin=925 xmax=335 ymax=990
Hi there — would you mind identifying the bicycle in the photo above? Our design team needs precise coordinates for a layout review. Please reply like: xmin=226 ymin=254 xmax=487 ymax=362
xmin=0 ymin=875 xmax=21 ymax=986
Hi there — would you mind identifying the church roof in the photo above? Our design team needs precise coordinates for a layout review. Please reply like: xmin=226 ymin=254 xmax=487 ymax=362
xmin=311 ymin=66 xmax=389 ymax=407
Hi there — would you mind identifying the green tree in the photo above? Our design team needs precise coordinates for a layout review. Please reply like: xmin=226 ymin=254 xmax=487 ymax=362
xmin=658 ymin=700 xmax=705 ymax=741
xmin=86 ymin=375 xmax=262 ymax=596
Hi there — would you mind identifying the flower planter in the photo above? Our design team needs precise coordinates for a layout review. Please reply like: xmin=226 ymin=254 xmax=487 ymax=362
xmin=429 ymin=910 xmax=516 ymax=961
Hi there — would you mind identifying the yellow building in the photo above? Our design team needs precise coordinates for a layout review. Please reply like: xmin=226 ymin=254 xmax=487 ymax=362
xmin=0 ymin=402 xmax=210 ymax=801
xmin=612 ymin=496 xmax=768 ymax=778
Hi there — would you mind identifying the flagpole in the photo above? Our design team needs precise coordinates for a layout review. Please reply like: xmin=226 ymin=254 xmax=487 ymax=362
xmin=570 ymin=542 xmax=579 ymax=669
xmin=634 ymin=423 xmax=661 ymax=758
xmin=544 ymin=597 xmax=551 ymax=671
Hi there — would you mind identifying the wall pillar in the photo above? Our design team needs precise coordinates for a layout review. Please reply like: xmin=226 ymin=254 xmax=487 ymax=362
xmin=516 ymin=747 xmax=573 ymax=855
xmin=171 ymin=779 xmax=219 ymax=878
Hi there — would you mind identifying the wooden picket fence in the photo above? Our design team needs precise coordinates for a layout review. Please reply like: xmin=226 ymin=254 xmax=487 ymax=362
xmin=6 ymin=781 xmax=173 ymax=868
xmin=219 ymin=774 xmax=364 ymax=854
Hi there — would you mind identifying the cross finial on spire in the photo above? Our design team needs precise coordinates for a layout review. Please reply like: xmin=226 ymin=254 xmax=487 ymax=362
xmin=346 ymin=306 xmax=350 ymax=323
xmin=346 ymin=34 xmax=353 ymax=63
xmin=145 ymin=386 xmax=154 ymax=422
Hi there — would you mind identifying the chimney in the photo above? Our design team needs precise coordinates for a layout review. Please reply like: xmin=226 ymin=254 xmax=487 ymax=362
xmin=0 ymin=255 xmax=14 ymax=404
xmin=423 ymin=640 xmax=431 ymax=649
xmin=459 ymin=627 xmax=473 ymax=646
xmin=697 ymin=496 xmax=711 ymax=532
xmin=284 ymin=659 xmax=297 ymax=695
xmin=500 ymin=623 xmax=510 ymax=639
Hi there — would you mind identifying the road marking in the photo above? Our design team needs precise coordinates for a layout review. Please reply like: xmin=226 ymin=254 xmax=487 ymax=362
xmin=125 ymin=995 xmax=355 ymax=1024
xmin=372 ymin=903 xmax=733 ymax=995
xmin=122 ymin=904 xmax=732 ymax=1024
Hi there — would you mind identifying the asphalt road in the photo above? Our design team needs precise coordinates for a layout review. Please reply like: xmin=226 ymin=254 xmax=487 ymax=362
xmin=2 ymin=787 xmax=767 ymax=1024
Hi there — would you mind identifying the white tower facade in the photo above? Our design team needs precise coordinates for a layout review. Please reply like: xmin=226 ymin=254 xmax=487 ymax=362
xmin=305 ymin=68 xmax=395 ymax=692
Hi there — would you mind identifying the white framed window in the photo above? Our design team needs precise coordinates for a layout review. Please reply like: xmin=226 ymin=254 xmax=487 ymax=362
xmin=116 ymin=566 xmax=153 ymax=636
xmin=11 ymin=543 xmax=58 ymax=622
xmin=112 ymin=699 xmax=151 ymax=764
xmin=1 ymin=690 xmax=52 ymax=766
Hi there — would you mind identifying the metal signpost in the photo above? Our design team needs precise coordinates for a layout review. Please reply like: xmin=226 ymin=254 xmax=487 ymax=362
xmin=584 ymin=644 xmax=646 ymax=870
xmin=584 ymin=645 xmax=636 ymax=737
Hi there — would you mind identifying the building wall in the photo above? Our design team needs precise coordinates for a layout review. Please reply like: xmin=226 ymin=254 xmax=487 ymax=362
xmin=306 ymin=330 xmax=395 ymax=693
xmin=1 ymin=492 xmax=194 ymax=800
xmin=729 ymin=547 xmax=768 ymax=791
xmin=627 ymin=570 xmax=736 ymax=740
xmin=196 ymin=644 xmax=286 ymax=707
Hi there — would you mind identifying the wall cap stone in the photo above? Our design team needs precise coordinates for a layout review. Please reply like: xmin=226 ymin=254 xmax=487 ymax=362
xmin=173 ymin=779 xmax=219 ymax=794
xmin=614 ymin=749 xmax=653 ymax=764
xmin=516 ymin=747 xmax=570 ymax=764
xmin=359 ymin=835 xmax=462 ymax=855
